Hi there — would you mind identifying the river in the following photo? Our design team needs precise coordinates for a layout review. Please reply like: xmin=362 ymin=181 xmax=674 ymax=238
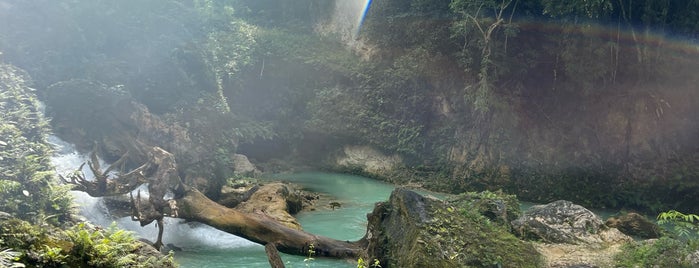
xmin=49 ymin=136 xmax=397 ymax=267
xmin=176 ymin=172 xmax=397 ymax=268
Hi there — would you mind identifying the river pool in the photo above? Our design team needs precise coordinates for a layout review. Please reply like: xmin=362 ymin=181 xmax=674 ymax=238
xmin=173 ymin=172 xmax=396 ymax=267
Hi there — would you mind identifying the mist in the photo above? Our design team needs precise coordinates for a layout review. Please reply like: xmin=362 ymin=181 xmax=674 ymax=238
xmin=1 ymin=0 xmax=698 ymax=267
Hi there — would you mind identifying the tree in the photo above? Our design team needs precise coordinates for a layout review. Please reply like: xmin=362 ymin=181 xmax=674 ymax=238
xmin=450 ymin=0 xmax=518 ymax=115
xmin=62 ymin=147 xmax=363 ymax=259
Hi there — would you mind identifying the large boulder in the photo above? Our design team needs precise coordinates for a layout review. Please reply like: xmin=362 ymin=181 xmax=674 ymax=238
xmin=231 ymin=154 xmax=260 ymax=176
xmin=513 ymin=200 xmax=634 ymax=267
xmin=605 ymin=212 xmax=662 ymax=239
xmin=335 ymin=145 xmax=402 ymax=175
xmin=363 ymin=188 xmax=542 ymax=268
xmin=512 ymin=200 xmax=632 ymax=245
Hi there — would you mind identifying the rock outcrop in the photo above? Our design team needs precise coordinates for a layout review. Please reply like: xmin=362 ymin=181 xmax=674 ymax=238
xmin=335 ymin=145 xmax=402 ymax=175
xmin=234 ymin=183 xmax=303 ymax=230
xmin=512 ymin=200 xmax=632 ymax=245
xmin=232 ymin=154 xmax=260 ymax=176
xmin=605 ymin=212 xmax=662 ymax=239
xmin=513 ymin=200 xmax=634 ymax=267
xmin=363 ymin=188 xmax=542 ymax=268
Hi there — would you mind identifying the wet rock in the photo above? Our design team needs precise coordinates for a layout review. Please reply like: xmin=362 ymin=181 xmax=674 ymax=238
xmin=512 ymin=200 xmax=631 ymax=245
xmin=235 ymin=183 xmax=302 ymax=230
xmin=364 ymin=188 xmax=542 ymax=267
xmin=605 ymin=212 xmax=662 ymax=239
xmin=335 ymin=145 xmax=402 ymax=175
xmin=232 ymin=154 xmax=260 ymax=176
xmin=218 ymin=184 xmax=259 ymax=208
xmin=513 ymin=200 xmax=634 ymax=267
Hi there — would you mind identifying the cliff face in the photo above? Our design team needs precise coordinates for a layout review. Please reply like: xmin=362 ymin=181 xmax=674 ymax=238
xmin=1 ymin=0 xmax=696 ymax=213
xmin=301 ymin=17 xmax=699 ymax=211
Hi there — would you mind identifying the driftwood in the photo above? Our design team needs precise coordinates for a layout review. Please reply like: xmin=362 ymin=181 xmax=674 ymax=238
xmin=64 ymin=146 xmax=364 ymax=259
xmin=59 ymin=150 xmax=148 ymax=197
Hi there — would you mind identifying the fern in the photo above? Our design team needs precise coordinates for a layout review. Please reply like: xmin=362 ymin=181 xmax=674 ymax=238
xmin=657 ymin=210 xmax=699 ymax=241
xmin=0 ymin=248 xmax=23 ymax=268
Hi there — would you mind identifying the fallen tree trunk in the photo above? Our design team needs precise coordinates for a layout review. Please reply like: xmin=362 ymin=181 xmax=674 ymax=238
xmin=175 ymin=187 xmax=363 ymax=258
xmin=64 ymin=146 xmax=364 ymax=259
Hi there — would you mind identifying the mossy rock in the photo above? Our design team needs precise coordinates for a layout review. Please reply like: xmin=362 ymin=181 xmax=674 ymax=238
xmin=605 ymin=212 xmax=662 ymax=239
xmin=364 ymin=188 xmax=542 ymax=267
xmin=447 ymin=190 xmax=521 ymax=227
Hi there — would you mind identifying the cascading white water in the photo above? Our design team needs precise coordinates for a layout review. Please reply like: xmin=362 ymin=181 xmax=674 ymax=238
xmin=48 ymin=136 xmax=369 ymax=267
xmin=48 ymin=135 xmax=256 ymax=250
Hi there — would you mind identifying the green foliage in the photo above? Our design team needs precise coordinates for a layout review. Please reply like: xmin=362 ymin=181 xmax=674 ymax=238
xmin=303 ymin=243 xmax=315 ymax=266
xmin=65 ymin=222 xmax=137 ymax=267
xmin=202 ymin=19 xmax=257 ymax=106
xmin=657 ymin=210 xmax=699 ymax=242
xmin=415 ymin=193 xmax=542 ymax=267
xmin=448 ymin=190 xmax=521 ymax=226
xmin=0 ymin=248 xmax=24 ymax=268
xmin=192 ymin=0 xmax=239 ymax=28
xmin=362 ymin=0 xmax=453 ymax=51
xmin=540 ymin=0 xmax=613 ymax=19
xmin=615 ymin=237 xmax=695 ymax=267
xmin=615 ymin=210 xmax=699 ymax=267
xmin=0 ymin=218 xmax=177 ymax=268
xmin=65 ymin=222 xmax=177 ymax=268
xmin=0 ymin=63 xmax=73 ymax=225
xmin=304 ymin=48 xmax=434 ymax=159
xmin=357 ymin=257 xmax=381 ymax=268
xmin=0 ymin=218 xmax=71 ymax=267
xmin=450 ymin=0 xmax=519 ymax=116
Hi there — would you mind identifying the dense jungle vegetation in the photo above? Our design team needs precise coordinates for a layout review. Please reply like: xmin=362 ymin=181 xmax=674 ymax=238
xmin=1 ymin=0 xmax=698 ymax=216
xmin=0 ymin=0 xmax=698 ymax=266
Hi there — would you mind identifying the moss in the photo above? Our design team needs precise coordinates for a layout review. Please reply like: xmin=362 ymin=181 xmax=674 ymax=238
xmin=368 ymin=189 xmax=542 ymax=268
xmin=447 ymin=190 xmax=521 ymax=227
xmin=413 ymin=198 xmax=541 ymax=267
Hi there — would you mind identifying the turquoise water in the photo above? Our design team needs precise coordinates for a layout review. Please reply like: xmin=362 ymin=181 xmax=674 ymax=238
xmin=174 ymin=172 xmax=397 ymax=267
xmin=49 ymin=134 xmax=397 ymax=267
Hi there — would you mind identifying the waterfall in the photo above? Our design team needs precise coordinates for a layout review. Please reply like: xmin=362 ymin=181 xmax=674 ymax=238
xmin=48 ymin=135 xmax=256 ymax=250
xmin=319 ymin=0 xmax=372 ymax=45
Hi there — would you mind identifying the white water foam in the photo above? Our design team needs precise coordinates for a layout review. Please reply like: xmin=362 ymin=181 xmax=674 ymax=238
xmin=48 ymin=135 xmax=256 ymax=249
